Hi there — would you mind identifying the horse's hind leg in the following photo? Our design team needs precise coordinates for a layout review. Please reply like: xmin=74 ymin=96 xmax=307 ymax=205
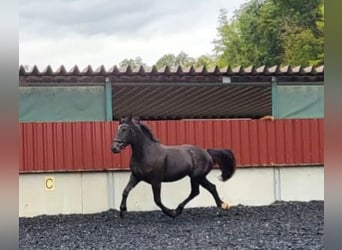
xmin=120 ymin=174 xmax=140 ymax=218
xmin=175 ymin=178 xmax=200 ymax=216
xmin=199 ymin=177 xmax=229 ymax=209
xmin=151 ymin=182 xmax=176 ymax=218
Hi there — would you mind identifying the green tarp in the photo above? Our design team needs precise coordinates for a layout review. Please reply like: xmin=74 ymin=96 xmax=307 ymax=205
xmin=19 ymin=86 xmax=106 ymax=121
xmin=274 ymin=84 xmax=324 ymax=118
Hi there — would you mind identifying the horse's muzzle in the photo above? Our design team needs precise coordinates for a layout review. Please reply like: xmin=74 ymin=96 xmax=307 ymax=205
xmin=112 ymin=145 xmax=121 ymax=153
xmin=111 ymin=141 xmax=126 ymax=153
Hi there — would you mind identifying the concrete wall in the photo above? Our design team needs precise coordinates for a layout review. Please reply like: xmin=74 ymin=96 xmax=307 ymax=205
xmin=19 ymin=166 xmax=324 ymax=217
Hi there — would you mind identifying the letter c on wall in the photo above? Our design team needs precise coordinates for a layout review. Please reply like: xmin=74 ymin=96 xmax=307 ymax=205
xmin=45 ymin=176 xmax=54 ymax=190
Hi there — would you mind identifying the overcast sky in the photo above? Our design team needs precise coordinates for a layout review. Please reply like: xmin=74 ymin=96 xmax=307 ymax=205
xmin=20 ymin=0 xmax=247 ymax=70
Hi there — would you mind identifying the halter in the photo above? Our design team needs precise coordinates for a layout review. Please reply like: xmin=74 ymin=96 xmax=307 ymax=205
xmin=113 ymin=125 xmax=136 ymax=148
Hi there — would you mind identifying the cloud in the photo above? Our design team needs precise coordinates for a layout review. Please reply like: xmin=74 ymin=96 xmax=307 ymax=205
xmin=20 ymin=0 xmax=248 ymax=66
xmin=20 ymin=0 xmax=221 ymax=38
xmin=19 ymin=27 xmax=217 ymax=68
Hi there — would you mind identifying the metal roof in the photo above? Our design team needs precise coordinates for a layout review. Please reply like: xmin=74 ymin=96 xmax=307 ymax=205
xmin=19 ymin=65 xmax=324 ymax=119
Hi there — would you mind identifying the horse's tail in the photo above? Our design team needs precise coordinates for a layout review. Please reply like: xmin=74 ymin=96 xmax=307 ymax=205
xmin=207 ymin=149 xmax=236 ymax=181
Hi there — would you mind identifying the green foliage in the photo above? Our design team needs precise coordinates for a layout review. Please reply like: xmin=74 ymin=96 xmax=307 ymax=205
xmin=155 ymin=54 xmax=176 ymax=69
xmin=119 ymin=57 xmax=146 ymax=70
xmin=311 ymin=1 xmax=324 ymax=65
xmin=155 ymin=51 xmax=195 ymax=69
xmin=194 ymin=54 xmax=217 ymax=68
xmin=214 ymin=0 xmax=324 ymax=67
xmin=283 ymin=29 xmax=322 ymax=66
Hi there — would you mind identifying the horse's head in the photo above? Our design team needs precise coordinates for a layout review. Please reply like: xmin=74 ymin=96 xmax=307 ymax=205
xmin=111 ymin=116 xmax=140 ymax=153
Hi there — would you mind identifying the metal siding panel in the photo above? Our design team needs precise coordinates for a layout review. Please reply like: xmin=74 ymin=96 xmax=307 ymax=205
xmin=54 ymin=123 xmax=65 ymax=170
xmin=284 ymin=120 xmax=295 ymax=164
xmin=30 ymin=123 xmax=36 ymax=171
xmin=90 ymin=123 xmax=98 ymax=169
xmin=302 ymin=120 xmax=312 ymax=163
xmin=231 ymin=121 xmax=241 ymax=166
xmin=213 ymin=120 xmax=224 ymax=148
xmin=92 ymin=122 xmax=104 ymax=169
xmin=19 ymin=124 xmax=24 ymax=171
xmin=240 ymin=120 xmax=251 ymax=165
xmin=176 ymin=121 xmax=186 ymax=145
xmin=275 ymin=120 xmax=286 ymax=164
xmin=19 ymin=119 xmax=324 ymax=172
xmin=44 ymin=123 xmax=55 ymax=171
xmin=93 ymin=122 xmax=104 ymax=170
xmin=310 ymin=119 xmax=320 ymax=163
xmin=83 ymin=123 xmax=93 ymax=170
xmin=63 ymin=123 xmax=74 ymax=170
xmin=72 ymin=123 xmax=84 ymax=170
xmin=249 ymin=121 xmax=259 ymax=165
xmin=293 ymin=120 xmax=303 ymax=164
xmin=221 ymin=121 xmax=233 ymax=153
xmin=258 ymin=121 xmax=268 ymax=165
xmin=34 ymin=123 xmax=44 ymax=171
xmin=204 ymin=120 xmax=214 ymax=149
xmin=159 ymin=122 xmax=168 ymax=144
xmin=318 ymin=119 xmax=324 ymax=162
xmin=266 ymin=120 xmax=276 ymax=165
xmin=167 ymin=120 xmax=177 ymax=145
xmin=195 ymin=121 xmax=205 ymax=148
xmin=186 ymin=121 xmax=196 ymax=146
xmin=23 ymin=124 xmax=29 ymax=171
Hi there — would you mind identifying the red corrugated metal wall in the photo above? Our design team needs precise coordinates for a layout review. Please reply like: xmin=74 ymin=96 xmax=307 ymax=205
xmin=19 ymin=119 xmax=324 ymax=172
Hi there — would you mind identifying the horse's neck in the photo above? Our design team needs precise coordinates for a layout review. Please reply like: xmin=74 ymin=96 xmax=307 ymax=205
xmin=130 ymin=133 xmax=158 ymax=160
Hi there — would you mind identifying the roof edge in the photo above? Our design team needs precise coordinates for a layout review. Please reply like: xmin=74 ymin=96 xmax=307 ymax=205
xmin=19 ymin=65 xmax=324 ymax=76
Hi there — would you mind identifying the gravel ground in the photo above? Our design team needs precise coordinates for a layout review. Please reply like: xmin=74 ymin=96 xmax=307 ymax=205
xmin=19 ymin=201 xmax=323 ymax=250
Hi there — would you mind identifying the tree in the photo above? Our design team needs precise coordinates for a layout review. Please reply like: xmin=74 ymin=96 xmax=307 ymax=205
xmin=274 ymin=0 xmax=324 ymax=65
xmin=155 ymin=51 xmax=196 ymax=69
xmin=175 ymin=51 xmax=195 ymax=68
xmin=283 ymin=28 xmax=322 ymax=66
xmin=155 ymin=54 xmax=177 ymax=69
xmin=214 ymin=2 xmax=284 ymax=67
xmin=213 ymin=9 xmax=244 ymax=67
xmin=119 ymin=57 xmax=147 ymax=70
xmin=194 ymin=54 xmax=217 ymax=68
xmin=310 ymin=1 xmax=324 ymax=65
xmin=213 ymin=0 xmax=324 ymax=67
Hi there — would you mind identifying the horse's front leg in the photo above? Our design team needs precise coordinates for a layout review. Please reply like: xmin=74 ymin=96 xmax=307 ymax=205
xmin=151 ymin=182 xmax=176 ymax=218
xmin=119 ymin=173 xmax=140 ymax=218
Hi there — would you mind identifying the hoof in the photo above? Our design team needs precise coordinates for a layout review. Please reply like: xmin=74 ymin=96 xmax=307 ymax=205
xmin=175 ymin=206 xmax=183 ymax=216
xmin=165 ymin=209 xmax=177 ymax=218
xmin=221 ymin=202 xmax=230 ymax=210
xmin=170 ymin=210 xmax=177 ymax=218
xmin=120 ymin=206 xmax=127 ymax=218
xmin=119 ymin=209 xmax=126 ymax=218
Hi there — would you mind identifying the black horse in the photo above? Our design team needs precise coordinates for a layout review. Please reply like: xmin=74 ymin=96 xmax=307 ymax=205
xmin=111 ymin=116 xmax=236 ymax=218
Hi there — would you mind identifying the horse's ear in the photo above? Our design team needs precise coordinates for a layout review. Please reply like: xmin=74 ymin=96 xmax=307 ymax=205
xmin=132 ymin=116 xmax=140 ymax=124
xmin=119 ymin=117 xmax=127 ymax=124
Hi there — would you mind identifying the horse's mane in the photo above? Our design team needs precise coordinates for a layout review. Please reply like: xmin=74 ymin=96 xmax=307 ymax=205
xmin=139 ymin=123 xmax=160 ymax=143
